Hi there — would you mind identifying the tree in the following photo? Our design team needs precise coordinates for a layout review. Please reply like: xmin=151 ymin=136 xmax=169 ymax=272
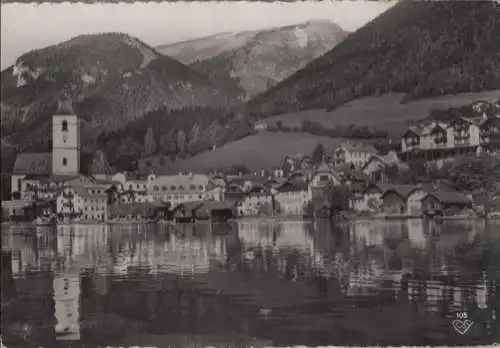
xmin=449 ymin=154 xmax=499 ymax=192
xmin=177 ymin=130 xmax=187 ymax=153
xmin=228 ymin=164 xmax=250 ymax=175
xmin=311 ymin=143 xmax=326 ymax=165
xmin=385 ymin=164 xmax=400 ymax=183
xmin=325 ymin=184 xmax=350 ymax=217
xmin=144 ymin=127 xmax=156 ymax=155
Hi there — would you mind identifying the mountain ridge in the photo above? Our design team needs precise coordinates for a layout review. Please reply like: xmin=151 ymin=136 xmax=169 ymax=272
xmin=158 ymin=20 xmax=348 ymax=102
xmin=245 ymin=1 xmax=500 ymax=116
xmin=1 ymin=32 xmax=227 ymax=139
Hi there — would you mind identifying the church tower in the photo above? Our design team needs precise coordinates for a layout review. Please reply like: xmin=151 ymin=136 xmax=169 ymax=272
xmin=52 ymin=98 xmax=80 ymax=176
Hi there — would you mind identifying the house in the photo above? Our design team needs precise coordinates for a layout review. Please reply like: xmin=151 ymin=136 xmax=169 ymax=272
xmin=192 ymin=201 xmax=235 ymax=222
xmin=56 ymin=185 xmax=108 ymax=221
xmin=287 ymin=169 xmax=313 ymax=183
xmin=172 ymin=201 xmax=204 ymax=223
xmin=1 ymin=199 xmax=32 ymax=221
xmin=400 ymin=118 xmax=486 ymax=161
xmin=111 ymin=172 xmax=150 ymax=203
xmin=308 ymin=162 xmax=342 ymax=201
xmin=147 ymin=172 xmax=222 ymax=206
xmin=361 ymin=151 xmax=408 ymax=184
xmin=479 ymin=117 xmax=500 ymax=153
xmin=10 ymin=99 xmax=113 ymax=199
xmin=282 ymin=154 xmax=313 ymax=176
xmin=273 ymin=181 xmax=310 ymax=216
xmin=349 ymin=184 xmax=387 ymax=213
xmin=23 ymin=199 xmax=58 ymax=221
xmin=379 ymin=185 xmax=423 ymax=216
xmin=271 ymin=167 xmax=285 ymax=178
xmin=332 ymin=141 xmax=378 ymax=168
xmin=226 ymin=175 xmax=268 ymax=192
xmin=254 ymin=120 xmax=268 ymax=132
xmin=237 ymin=185 xmax=273 ymax=217
xmin=421 ymin=192 xmax=473 ymax=216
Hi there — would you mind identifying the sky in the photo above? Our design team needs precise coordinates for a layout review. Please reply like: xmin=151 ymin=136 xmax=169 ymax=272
xmin=1 ymin=1 xmax=396 ymax=70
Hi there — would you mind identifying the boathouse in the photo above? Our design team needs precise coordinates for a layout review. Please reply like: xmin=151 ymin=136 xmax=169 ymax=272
xmin=421 ymin=192 xmax=472 ymax=216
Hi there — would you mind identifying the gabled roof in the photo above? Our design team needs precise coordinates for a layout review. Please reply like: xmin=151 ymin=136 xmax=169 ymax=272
xmin=276 ymin=180 xmax=308 ymax=192
xmin=424 ymin=191 xmax=471 ymax=205
xmin=174 ymin=201 xmax=204 ymax=211
xmin=315 ymin=162 xmax=331 ymax=173
xmin=13 ymin=153 xmax=52 ymax=175
xmin=380 ymin=184 xmax=422 ymax=200
xmin=56 ymin=98 xmax=75 ymax=115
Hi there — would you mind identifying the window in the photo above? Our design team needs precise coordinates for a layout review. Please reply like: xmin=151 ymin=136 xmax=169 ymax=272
xmin=319 ymin=174 xmax=329 ymax=182
xmin=61 ymin=120 xmax=68 ymax=132
xmin=62 ymin=158 xmax=67 ymax=166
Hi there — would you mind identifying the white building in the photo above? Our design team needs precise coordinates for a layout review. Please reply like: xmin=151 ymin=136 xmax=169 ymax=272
xmin=333 ymin=141 xmax=378 ymax=168
xmin=56 ymin=185 xmax=108 ymax=221
xmin=399 ymin=117 xmax=493 ymax=158
xmin=147 ymin=172 xmax=223 ymax=207
xmin=273 ymin=181 xmax=310 ymax=216
xmin=237 ymin=186 xmax=273 ymax=216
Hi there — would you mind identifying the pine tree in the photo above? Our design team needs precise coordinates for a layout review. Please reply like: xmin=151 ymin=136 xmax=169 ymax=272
xmin=312 ymin=143 xmax=326 ymax=165
xmin=144 ymin=127 xmax=156 ymax=155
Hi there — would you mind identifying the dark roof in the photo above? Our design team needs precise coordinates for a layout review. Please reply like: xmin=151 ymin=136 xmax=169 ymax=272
xmin=13 ymin=153 xmax=52 ymax=175
xmin=13 ymin=151 xmax=97 ymax=176
xmin=56 ymin=98 xmax=75 ymax=115
xmin=89 ymin=150 xmax=113 ymax=175
xmin=276 ymin=180 xmax=308 ymax=192
xmin=380 ymin=184 xmax=421 ymax=200
xmin=424 ymin=192 xmax=471 ymax=205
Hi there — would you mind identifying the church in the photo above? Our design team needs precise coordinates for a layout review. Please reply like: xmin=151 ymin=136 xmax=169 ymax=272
xmin=10 ymin=99 xmax=114 ymax=200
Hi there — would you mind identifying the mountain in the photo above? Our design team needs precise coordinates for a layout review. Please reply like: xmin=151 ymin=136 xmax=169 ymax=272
xmin=1 ymin=33 xmax=227 ymax=145
xmin=245 ymin=1 xmax=500 ymax=116
xmin=157 ymin=20 xmax=348 ymax=102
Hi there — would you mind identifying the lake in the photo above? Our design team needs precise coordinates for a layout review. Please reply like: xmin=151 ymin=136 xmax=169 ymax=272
xmin=1 ymin=219 xmax=499 ymax=347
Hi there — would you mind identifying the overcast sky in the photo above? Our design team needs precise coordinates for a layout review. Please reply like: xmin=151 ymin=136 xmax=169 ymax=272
xmin=1 ymin=1 xmax=395 ymax=70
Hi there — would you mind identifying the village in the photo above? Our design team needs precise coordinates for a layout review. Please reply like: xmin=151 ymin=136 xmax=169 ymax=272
xmin=2 ymin=99 xmax=500 ymax=225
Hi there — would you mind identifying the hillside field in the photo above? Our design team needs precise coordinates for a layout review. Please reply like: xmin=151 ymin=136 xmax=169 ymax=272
xmin=139 ymin=132 xmax=346 ymax=174
xmin=265 ymin=91 xmax=500 ymax=137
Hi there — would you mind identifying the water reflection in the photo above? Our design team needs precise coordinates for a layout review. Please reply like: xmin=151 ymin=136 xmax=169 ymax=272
xmin=1 ymin=219 xmax=498 ymax=346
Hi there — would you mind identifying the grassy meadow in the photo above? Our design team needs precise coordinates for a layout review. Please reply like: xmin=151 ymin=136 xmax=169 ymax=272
xmin=140 ymin=132 xmax=345 ymax=174
xmin=265 ymin=91 xmax=500 ymax=137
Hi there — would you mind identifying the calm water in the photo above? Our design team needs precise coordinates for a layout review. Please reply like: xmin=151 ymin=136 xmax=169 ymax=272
xmin=1 ymin=219 xmax=499 ymax=347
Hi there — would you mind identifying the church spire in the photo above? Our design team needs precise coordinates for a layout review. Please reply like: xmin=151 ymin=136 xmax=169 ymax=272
xmin=56 ymin=92 xmax=75 ymax=115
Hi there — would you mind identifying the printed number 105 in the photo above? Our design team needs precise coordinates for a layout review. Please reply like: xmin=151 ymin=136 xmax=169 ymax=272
xmin=456 ymin=312 xmax=468 ymax=319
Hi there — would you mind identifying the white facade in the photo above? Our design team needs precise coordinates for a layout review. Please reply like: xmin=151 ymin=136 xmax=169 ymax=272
xmin=56 ymin=186 xmax=107 ymax=221
xmin=333 ymin=143 xmax=376 ymax=168
xmin=147 ymin=173 xmax=222 ymax=206
xmin=52 ymin=115 xmax=80 ymax=176
xmin=274 ymin=188 xmax=310 ymax=216
xmin=406 ymin=188 xmax=426 ymax=216
xmin=237 ymin=191 xmax=273 ymax=216
xmin=401 ymin=120 xmax=482 ymax=153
